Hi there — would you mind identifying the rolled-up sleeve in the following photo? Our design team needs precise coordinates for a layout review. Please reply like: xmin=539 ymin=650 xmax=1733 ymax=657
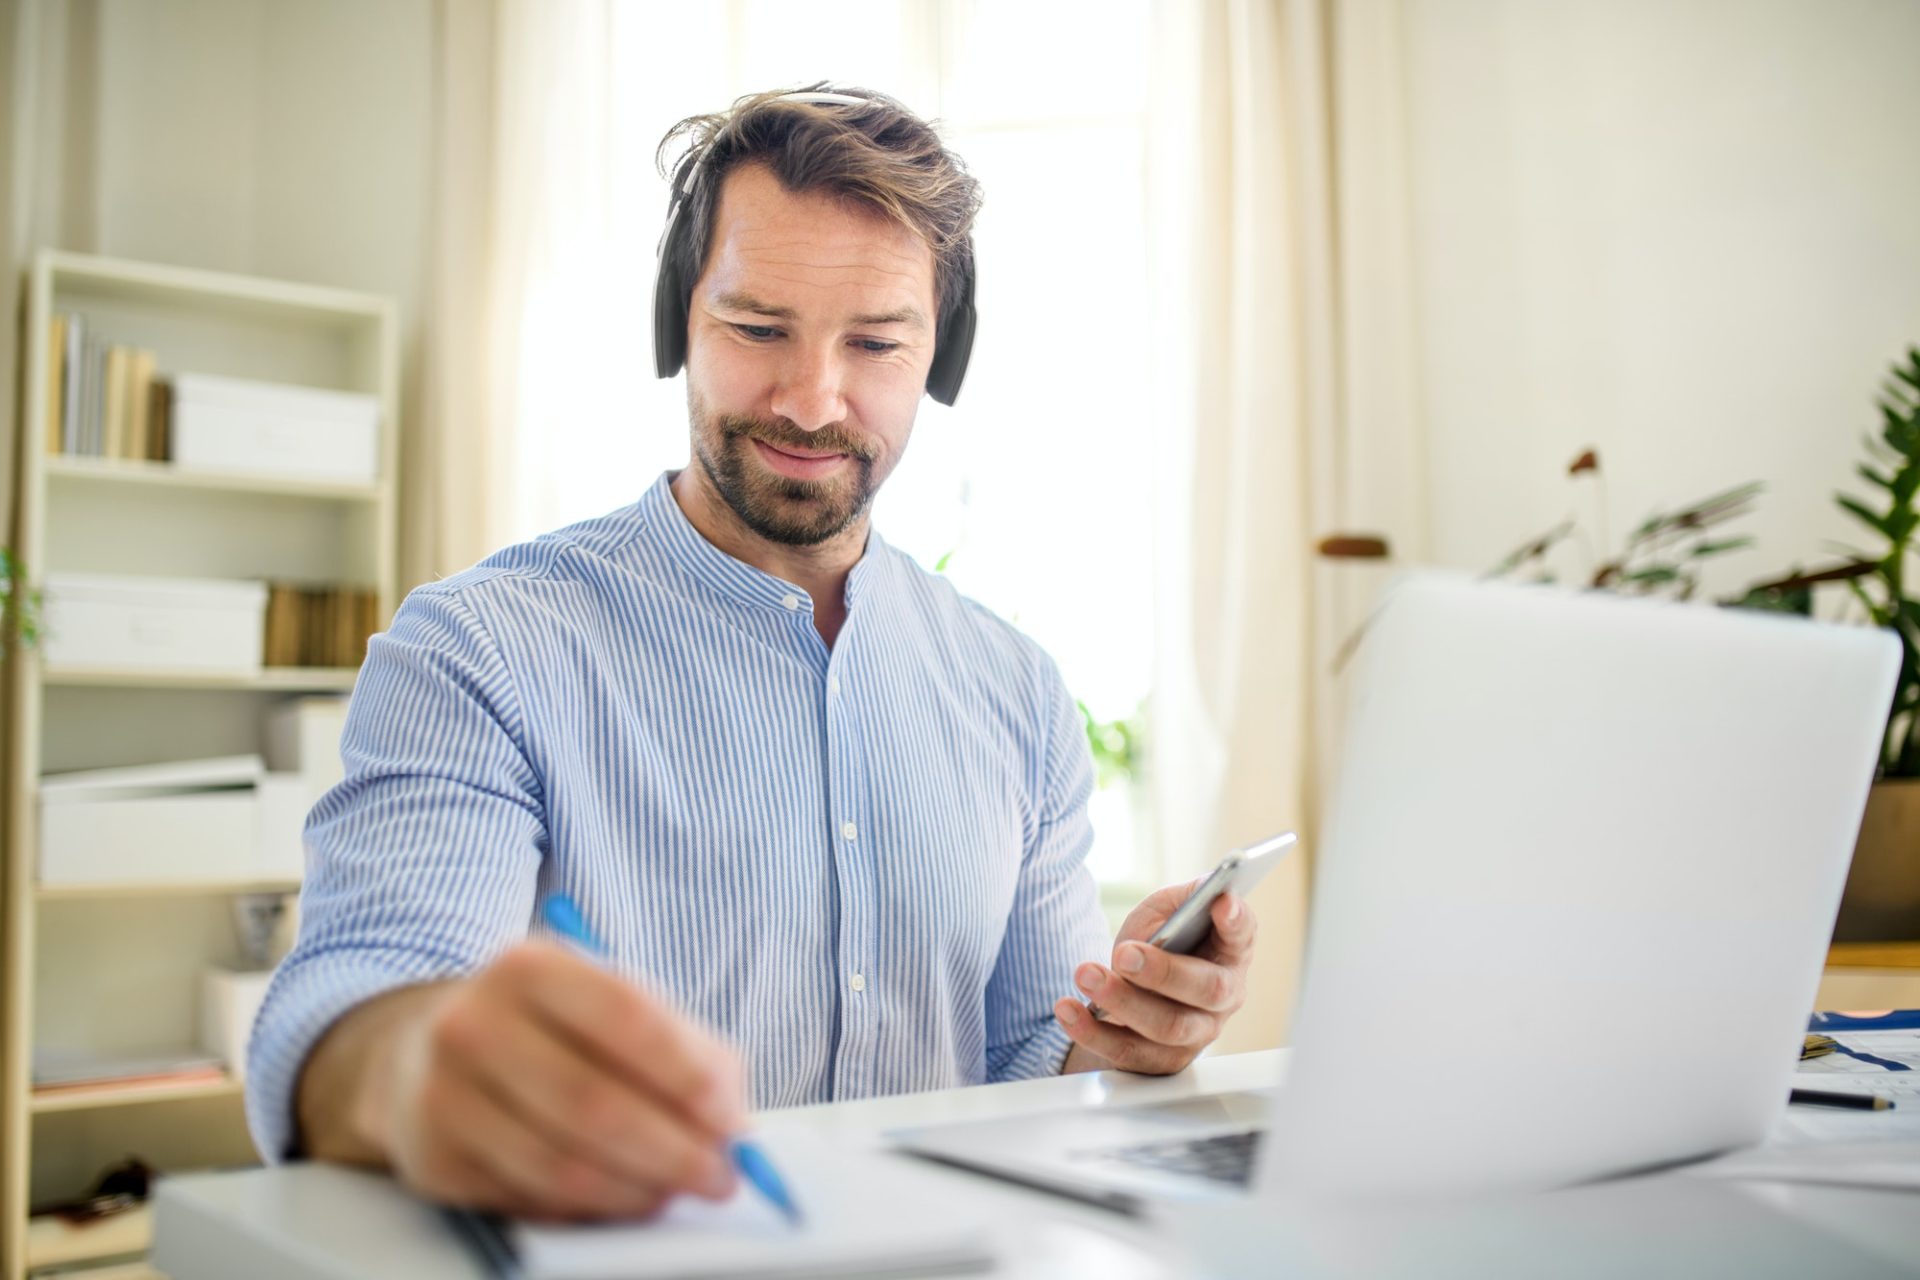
xmin=981 ymin=659 xmax=1110 ymax=1083
xmin=245 ymin=582 xmax=547 ymax=1161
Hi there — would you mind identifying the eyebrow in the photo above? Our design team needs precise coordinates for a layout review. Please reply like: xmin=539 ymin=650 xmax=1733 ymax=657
xmin=711 ymin=290 xmax=927 ymax=330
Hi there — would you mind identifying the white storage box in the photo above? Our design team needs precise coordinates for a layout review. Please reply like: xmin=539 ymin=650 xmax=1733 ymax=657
xmin=264 ymin=697 xmax=350 ymax=797
xmin=40 ymin=791 xmax=258 ymax=886
xmin=254 ymin=773 xmax=312 ymax=881
xmin=172 ymin=373 xmax=379 ymax=484
xmin=200 ymin=967 xmax=275 ymax=1081
xmin=43 ymin=573 xmax=267 ymax=674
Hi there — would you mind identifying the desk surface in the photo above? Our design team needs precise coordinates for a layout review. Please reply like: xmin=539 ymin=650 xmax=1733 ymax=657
xmin=153 ymin=1050 xmax=1920 ymax=1280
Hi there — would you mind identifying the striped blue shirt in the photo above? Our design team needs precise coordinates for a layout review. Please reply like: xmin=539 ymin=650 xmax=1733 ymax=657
xmin=246 ymin=471 xmax=1109 ymax=1159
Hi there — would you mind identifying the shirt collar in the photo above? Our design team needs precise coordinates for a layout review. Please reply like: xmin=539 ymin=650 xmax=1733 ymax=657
xmin=640 ymin=471 xmax=892 ymax=614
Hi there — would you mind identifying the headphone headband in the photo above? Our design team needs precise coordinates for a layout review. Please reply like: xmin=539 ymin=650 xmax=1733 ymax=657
xmin=651 ymin=88 xmax=976 ymax=406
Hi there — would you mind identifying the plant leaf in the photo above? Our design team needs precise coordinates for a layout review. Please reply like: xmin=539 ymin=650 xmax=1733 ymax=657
xmin=1837 ymin=493 xmax=1892 ymax=538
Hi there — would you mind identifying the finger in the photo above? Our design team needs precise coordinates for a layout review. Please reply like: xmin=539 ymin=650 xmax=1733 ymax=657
xmin=1073 ymin=962 xmax=1219 ymax=1048
xmin=430 ymin=1065 xmax=668 ymax=1220
xmin=1110 ymin=940 xmax=1242 ymax=1013
xmin=1198 ymin=893 xmax=1258 ymax=967
xmin=1114 ymin=876 xmax=1206 ymax=945
xmin=494 ymin=944 xmax=745 ymax=1134
xmin=441 ymin=1004 xmax=736 ymax=1200
xmin=1055 ymin=999 xmax=1188 ymax=1074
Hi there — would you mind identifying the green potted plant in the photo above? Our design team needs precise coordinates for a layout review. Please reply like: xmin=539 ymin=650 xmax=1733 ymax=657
xmin=1730 ymin=348 xmax=1920 ymax=939
xmin=1318 ymin=346 xmax=1920 ymax=940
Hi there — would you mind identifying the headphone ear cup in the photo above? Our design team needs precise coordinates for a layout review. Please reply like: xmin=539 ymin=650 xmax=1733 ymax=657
xmin=927 ymin=297 xmax=976 ymax=406
xmin=653 ymin=258 xmax=688 ymax=380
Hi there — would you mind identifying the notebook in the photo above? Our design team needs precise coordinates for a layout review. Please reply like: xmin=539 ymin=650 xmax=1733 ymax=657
xmin=460 ymin=1131 xmax=995 ymax=1279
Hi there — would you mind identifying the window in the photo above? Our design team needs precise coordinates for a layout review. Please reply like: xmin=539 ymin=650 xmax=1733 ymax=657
xmin=514 ymin=1 xmax=1162 ymax=887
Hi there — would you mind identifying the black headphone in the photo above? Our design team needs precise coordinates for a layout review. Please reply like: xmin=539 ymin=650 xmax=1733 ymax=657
xmin=651 ymin=89 xmax=977 ymax=407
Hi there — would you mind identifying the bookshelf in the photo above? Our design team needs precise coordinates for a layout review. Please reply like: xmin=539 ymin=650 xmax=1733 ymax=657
xmin=3 ymin=251 xmax=399 ymax=1280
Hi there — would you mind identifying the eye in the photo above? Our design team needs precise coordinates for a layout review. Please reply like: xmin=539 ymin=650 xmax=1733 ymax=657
xmin=855 ymin=339 xmax=900 ymax=355
xmin=733 ymin=324 xmax=781 ymax=341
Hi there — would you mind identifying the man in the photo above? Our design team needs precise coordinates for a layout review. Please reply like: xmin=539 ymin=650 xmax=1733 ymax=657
xmin=248 ymin=86 xmax=1258 ymax=1220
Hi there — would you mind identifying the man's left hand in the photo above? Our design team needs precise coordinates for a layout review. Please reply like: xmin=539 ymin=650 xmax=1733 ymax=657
xmin=1055 ymin=882 xmax=1258 ymax=1075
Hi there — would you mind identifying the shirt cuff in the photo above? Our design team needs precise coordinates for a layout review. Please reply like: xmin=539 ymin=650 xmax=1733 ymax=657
xmin=986 ymin=1016 xmax=1077 ymax=1084
xmin=244 ymin=959 xmax=421 ymax=1163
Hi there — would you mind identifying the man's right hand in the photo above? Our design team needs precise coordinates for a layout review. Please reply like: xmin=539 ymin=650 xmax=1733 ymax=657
xmin=295 ymin=941 xmax=747 ymax=1220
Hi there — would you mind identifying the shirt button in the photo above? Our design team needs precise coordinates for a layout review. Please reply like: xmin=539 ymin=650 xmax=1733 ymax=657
xmin=841 ymin=821 xmax=857 ymax=841
xmin=828 ymin=675 xmax=841 ymax=696
xmin=781 ymin=593 xmax=801 ymax=610
xmin=850 ymin=973 xmax=866 ymax=992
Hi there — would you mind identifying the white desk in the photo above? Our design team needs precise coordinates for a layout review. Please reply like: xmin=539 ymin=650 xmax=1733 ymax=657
xmin=153 ymin=1050 xmax=1920 ymax=1279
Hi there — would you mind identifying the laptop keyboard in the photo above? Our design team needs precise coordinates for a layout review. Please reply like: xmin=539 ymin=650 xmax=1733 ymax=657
xmin=1095 ymin=1129 xmax=1263 ymax=1186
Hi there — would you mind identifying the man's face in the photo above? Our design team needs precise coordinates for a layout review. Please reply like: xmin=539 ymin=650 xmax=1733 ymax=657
xmin=684 ymin=162 xmax=939 ymax=547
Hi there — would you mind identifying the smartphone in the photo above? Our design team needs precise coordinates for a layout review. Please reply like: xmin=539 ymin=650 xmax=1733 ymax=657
xmin=1086 ymin=831 xmax=1297 ymax=1021
xmin=1146 ymin=831 xmax=1298 ymax=956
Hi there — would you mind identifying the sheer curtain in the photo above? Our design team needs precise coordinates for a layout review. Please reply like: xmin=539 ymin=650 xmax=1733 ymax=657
xmin=1148 ymin=0 xmax=1423 ymax=1053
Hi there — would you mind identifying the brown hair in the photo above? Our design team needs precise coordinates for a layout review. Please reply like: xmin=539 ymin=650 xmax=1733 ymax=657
xmin=656 ymin=84 xmax=981 ymax=325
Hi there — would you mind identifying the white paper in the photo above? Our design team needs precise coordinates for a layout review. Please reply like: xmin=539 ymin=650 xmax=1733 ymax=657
xmin=509 ymin=1131 xmax=994 ymax=1279
xmin=1686 ymin=1029 xmax=1920 ymax=1188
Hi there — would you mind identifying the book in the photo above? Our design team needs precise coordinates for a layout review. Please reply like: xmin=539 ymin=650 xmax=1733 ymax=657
xmin=88 ymin=333 xmax=109 ymax=456
xmin=262 ymin=583 xmax=378 ymax=667
xmin=102 ymin=346 xmax=129 ymax=460
xmin=264 ymin=585 xmax=299 ymax=667
xmin=127 ymin=349 xmax=156 ymax=460
xmin=77 ymin=331 xmax=100 ymax=456
xmin=43 ymin=314 xmax=68 ymax=455
xmin=61 ymin=313 xmax=83 ymax=455
xmin=149 ymin=376 xmax=173 ymax=461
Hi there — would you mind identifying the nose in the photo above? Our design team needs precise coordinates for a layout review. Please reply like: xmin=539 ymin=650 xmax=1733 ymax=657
xmin=769 ymin=340 xmax=848 ymax=432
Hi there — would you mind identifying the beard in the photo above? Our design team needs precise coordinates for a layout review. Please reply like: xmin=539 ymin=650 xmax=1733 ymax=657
xmin=690 ymin=401 xmax=881 ymax=548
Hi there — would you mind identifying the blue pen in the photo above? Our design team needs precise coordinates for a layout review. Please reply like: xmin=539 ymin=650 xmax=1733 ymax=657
xmin=541 ymin=894 xmax=802 ymax=1226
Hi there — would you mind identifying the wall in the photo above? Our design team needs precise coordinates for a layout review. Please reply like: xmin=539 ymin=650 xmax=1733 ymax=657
xmin=1400 ymin=0 xmax=1920 ymax=596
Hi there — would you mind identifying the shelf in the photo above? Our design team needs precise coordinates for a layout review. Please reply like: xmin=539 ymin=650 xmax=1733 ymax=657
xmin=45 ymin=455 xmax=382 ymax=502
xmin=24 ymin=1202 xmax=153 ymax=1270
xmin=43 ymin=665 xmax=359 ymax=692
xmin=8 ymin=248 xmax=398 ymax=1280
xmin=39 ymin=878 xmax=300 ymax=901
xmin=49 ymin=247 xmax=393 ymax=324
xmin=31 ymin=1075 xmax=243 ymax=1115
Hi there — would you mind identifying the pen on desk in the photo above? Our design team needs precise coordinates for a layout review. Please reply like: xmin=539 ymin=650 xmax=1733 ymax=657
xmin=540 ymin=894 xmax=803 ymax=1226
xmin=1788 ymin=1087 xmax=1895 ymax=1111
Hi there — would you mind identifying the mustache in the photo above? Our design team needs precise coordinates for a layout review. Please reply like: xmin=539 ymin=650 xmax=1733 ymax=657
xmin=717 ymin=414 xmax=876 ymax=462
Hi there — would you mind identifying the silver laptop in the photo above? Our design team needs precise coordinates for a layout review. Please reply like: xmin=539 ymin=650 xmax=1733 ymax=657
xmin=895 ymin=573 xmax=1899 ymax=1210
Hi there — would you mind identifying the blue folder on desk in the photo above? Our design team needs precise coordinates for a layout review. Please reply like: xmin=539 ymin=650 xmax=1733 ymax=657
xmin=1810 ymin=1009 xmax=1920 ymax=1032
